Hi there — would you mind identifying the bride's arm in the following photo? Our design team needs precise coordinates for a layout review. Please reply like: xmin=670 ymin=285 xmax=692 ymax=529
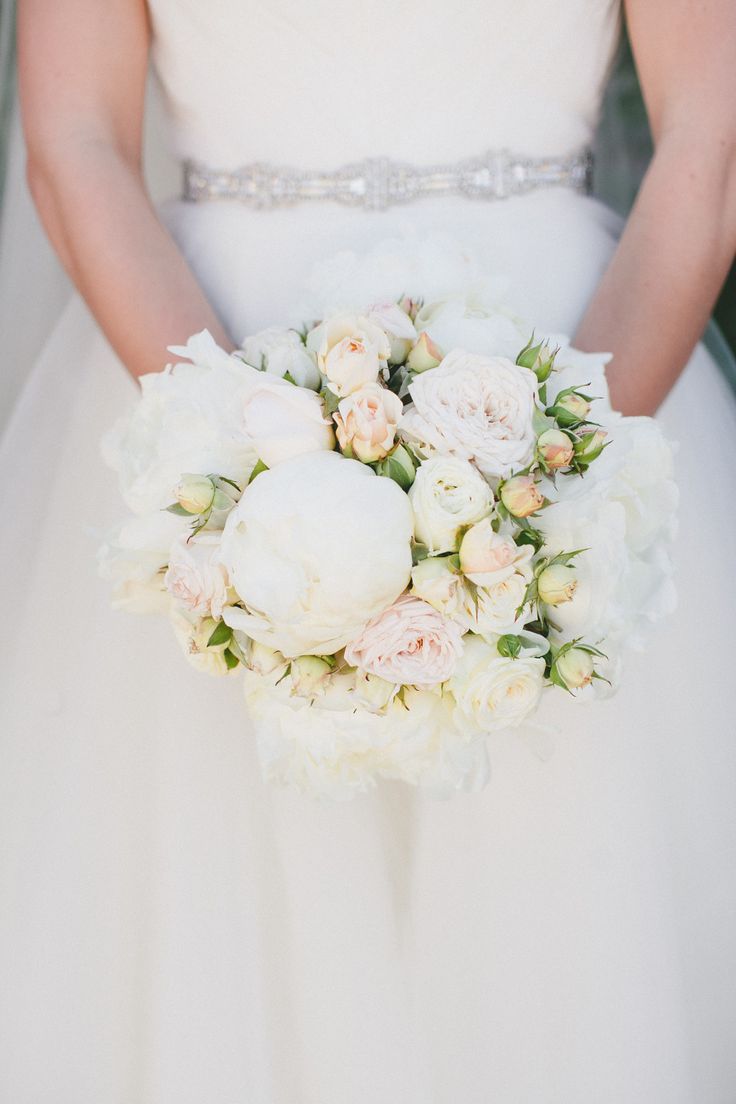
xmin=574 ymin=0 xmax=736 ymax=415
xmin=18 ymin=0 xmax=234 ymax=380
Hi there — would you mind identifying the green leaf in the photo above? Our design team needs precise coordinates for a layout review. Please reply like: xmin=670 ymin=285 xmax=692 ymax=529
xmin=321 ymin=387 xmax=341 ymax=416
xmin=383 ymin=456 xmax=412 ymax=491
xmin=223 ymin=648 xmax=240 ymax=670
xmin=207 ymin=621 xmax=233 ymax=648
xmin=248 ymin=458 xmax=269 ymax=484
xmin=165 ymin=502 xmax=194 ymax=517
xmin=411 ymin=541 xmax=430 ymax=565
xmin=497 ymin=634 xmax=523 ymax=659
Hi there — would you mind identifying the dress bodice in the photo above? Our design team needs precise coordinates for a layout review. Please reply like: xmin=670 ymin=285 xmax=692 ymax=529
xmin=147 ymin=0 xmax=621 ymax=168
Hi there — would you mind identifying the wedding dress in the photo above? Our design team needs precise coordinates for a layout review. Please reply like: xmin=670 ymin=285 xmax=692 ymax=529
xmin=2 ymin=1 xmax=736 ymax=1101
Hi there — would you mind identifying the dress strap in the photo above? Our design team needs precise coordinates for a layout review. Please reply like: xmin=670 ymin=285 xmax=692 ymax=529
xmin=182 ymin=147 xmax=593 ymax=211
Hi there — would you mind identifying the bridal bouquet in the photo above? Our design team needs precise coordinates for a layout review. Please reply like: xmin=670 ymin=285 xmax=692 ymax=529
xmin=101 ymin=282 xmax=677 ymax=798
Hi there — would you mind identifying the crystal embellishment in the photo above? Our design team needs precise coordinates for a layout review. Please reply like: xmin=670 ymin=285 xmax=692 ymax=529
xmin=182 ymin=148 xmax=593 ymax=211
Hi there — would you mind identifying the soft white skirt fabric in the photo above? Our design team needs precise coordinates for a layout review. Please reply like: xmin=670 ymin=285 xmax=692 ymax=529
xmin=1 ymin=190 xmax=736 ymax=1103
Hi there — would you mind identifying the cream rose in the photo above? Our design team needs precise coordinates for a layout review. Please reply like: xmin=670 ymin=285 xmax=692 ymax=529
xmin=410 ymin=556 xmax=465 ymax=616
xmin=408 ymin=456 xmax=494 ymax=553
xmin=401 ymin=349 xmax=537 ymax=480
xmin=450 ymin=635 xmax=545 ymax=732
xmin=312 ymin=313 xmax=391 ymax=397
xmin=344 ymin=594 xmax=464 ymax=688
xmin=241 ymin=374 xmax=335 ymax=468
xmin=459 ymin=521 xmax=533 ymax=587
xmin=334 ymin=383 xmax=403 ymax=462
xmin=455 ymin=573 xmax=531 ymax=637
xmin=170 ymin=610 xmax=234 ymax=677
xmin=164 ymin=531 xmax=230 ymax=620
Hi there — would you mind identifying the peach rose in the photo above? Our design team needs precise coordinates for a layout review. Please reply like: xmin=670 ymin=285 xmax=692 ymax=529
xmin=344 ymin=594 xmax=464 ymax=687
xmin=334 ymin=383 xmax=403 ymax=462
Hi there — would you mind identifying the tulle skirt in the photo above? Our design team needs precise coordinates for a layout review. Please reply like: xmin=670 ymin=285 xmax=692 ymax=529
xmin=2 ymin=189 xmax=736 ymax=1103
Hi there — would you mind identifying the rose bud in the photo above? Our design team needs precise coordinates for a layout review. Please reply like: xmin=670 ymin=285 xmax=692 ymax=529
xmin=406 ymin=331 xmax=443 ymax=373
xmin=554 ymin=391 xmax=591 ymax=425
xmin=537 ymin=563 xmax=577 ymax=605
xmin=555 ymin=647 xmax=595 ymax=689
xmin=353 ymin=670 xmax=397 ymax=713
xmin=242 ymin=639 xmax=289 ymax=679
xmin=573 ymin=428 xmax=607 ymax=465
xmin=399 ymin=295 xmax=421 ymax=322
xmin=374 ymin=443 xmax=417 ymax=491
xmin=500 ymin=475 xmax=544 ymax=518
xmin=410 ymin=555 xmax=463 ymax=614
xmin=174 ymin=473 xmax=216 ymax=515
xmin=536 ymin=428 xmax=574 ymax=470
xmin=516 ymin=337 xmax=557 ymax=383
xmin=290 ymin=655 xmax=334 ymax=698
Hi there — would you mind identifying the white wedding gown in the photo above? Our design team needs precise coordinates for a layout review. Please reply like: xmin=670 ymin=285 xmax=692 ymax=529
xmin=2 ymin=2 xmax=736 ymax=1101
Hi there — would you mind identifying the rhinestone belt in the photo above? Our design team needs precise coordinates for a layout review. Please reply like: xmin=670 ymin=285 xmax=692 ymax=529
xmin=182 ymin=148 xmax=593 ymax=212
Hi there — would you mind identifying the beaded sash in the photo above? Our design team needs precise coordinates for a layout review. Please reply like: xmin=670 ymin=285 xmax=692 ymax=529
xmin=182 ymin=148 xmax=593 ymax=212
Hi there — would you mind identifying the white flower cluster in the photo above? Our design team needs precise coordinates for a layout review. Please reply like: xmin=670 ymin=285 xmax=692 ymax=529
xmin=100 ymin=273 xmax=677 ymax=799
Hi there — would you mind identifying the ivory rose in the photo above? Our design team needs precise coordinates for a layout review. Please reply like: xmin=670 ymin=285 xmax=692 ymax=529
xmin=334 ymin=383 xmax=403 ymax=462
xmin=164 ymin=531 xmax=231 ymax=620
xmin=450 ymin=635 xmax=545 ymax=732
xmin=344 ymin=594 xmax=464 ymax=688
xmin=408 ymin=456 xmax=494 ymax=553
xmin=401 ymin=349 xmax=537 ymax=480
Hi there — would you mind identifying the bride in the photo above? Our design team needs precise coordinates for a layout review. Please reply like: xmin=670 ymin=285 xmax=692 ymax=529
xmin=2 ymin=0 xmax=736 ymax=1100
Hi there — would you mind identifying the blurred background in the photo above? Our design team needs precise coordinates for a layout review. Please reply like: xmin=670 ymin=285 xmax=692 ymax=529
xmin=0 ymin=1 xmax=733 ymax=429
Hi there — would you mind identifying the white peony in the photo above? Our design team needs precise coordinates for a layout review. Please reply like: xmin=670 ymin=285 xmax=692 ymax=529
xmin=240 ymin=372 xmax=335 ymax=467
xmin=408 ymin=456 xmax=494 ymax=553
xmin=450 ymin=635 xmax=545 ymax=733
xmin=244 ymin=671 xmax=488 ymax=799
xmin=164 ymin=531 xmax=231 ymax=620
xmin=102 ymin=331 xmax=259 ymax=515
xmin=240 ymin=327 xmax=321 ymax=390
xmin=401 ymin=349 xmax=538 ymax=481
xmin=98 ymin=510 xmax=186 ymax=613
xmin=219 ymin=450 xmax=413 ymax=657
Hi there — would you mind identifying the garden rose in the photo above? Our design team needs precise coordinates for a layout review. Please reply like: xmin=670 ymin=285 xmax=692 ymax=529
xmin=344 ymin=594 xmax=464 ymax=687
xmin=401 ymin=349 xmax=537 ymax=480
xmin=334 ymin=383 xmax=403 ymax=462
xmin=164 ymin=530 xmax=231 ymax=619
xmin=219 ymin=451 xmax=413 ymax=656
xmin=408 ymin=456 xmax=494 ymax=553
xmin=450 ymin=635 xmax=545 ymax=732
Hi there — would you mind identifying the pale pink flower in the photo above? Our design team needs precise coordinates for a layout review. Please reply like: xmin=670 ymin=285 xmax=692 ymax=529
xmin=345 ymin=594 xmax=464 ymax=687
xmin=334 ymin=383 xmax=403 ymax=462
xmin=164 ymin=531 xmax=230 ymax=619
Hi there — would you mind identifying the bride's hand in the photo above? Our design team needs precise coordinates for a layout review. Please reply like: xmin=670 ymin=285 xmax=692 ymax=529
xmin=18 ymin=0 xmax=234 ymax=380
xmin=574 ymin=0 xmax=736 ymax=416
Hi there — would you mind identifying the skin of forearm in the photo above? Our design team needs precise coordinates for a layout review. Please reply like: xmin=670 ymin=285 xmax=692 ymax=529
xmin=27 ymin=140 xmax=234 ymax=379
xmin=574 ymin=136 xmax=736 ymax=415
